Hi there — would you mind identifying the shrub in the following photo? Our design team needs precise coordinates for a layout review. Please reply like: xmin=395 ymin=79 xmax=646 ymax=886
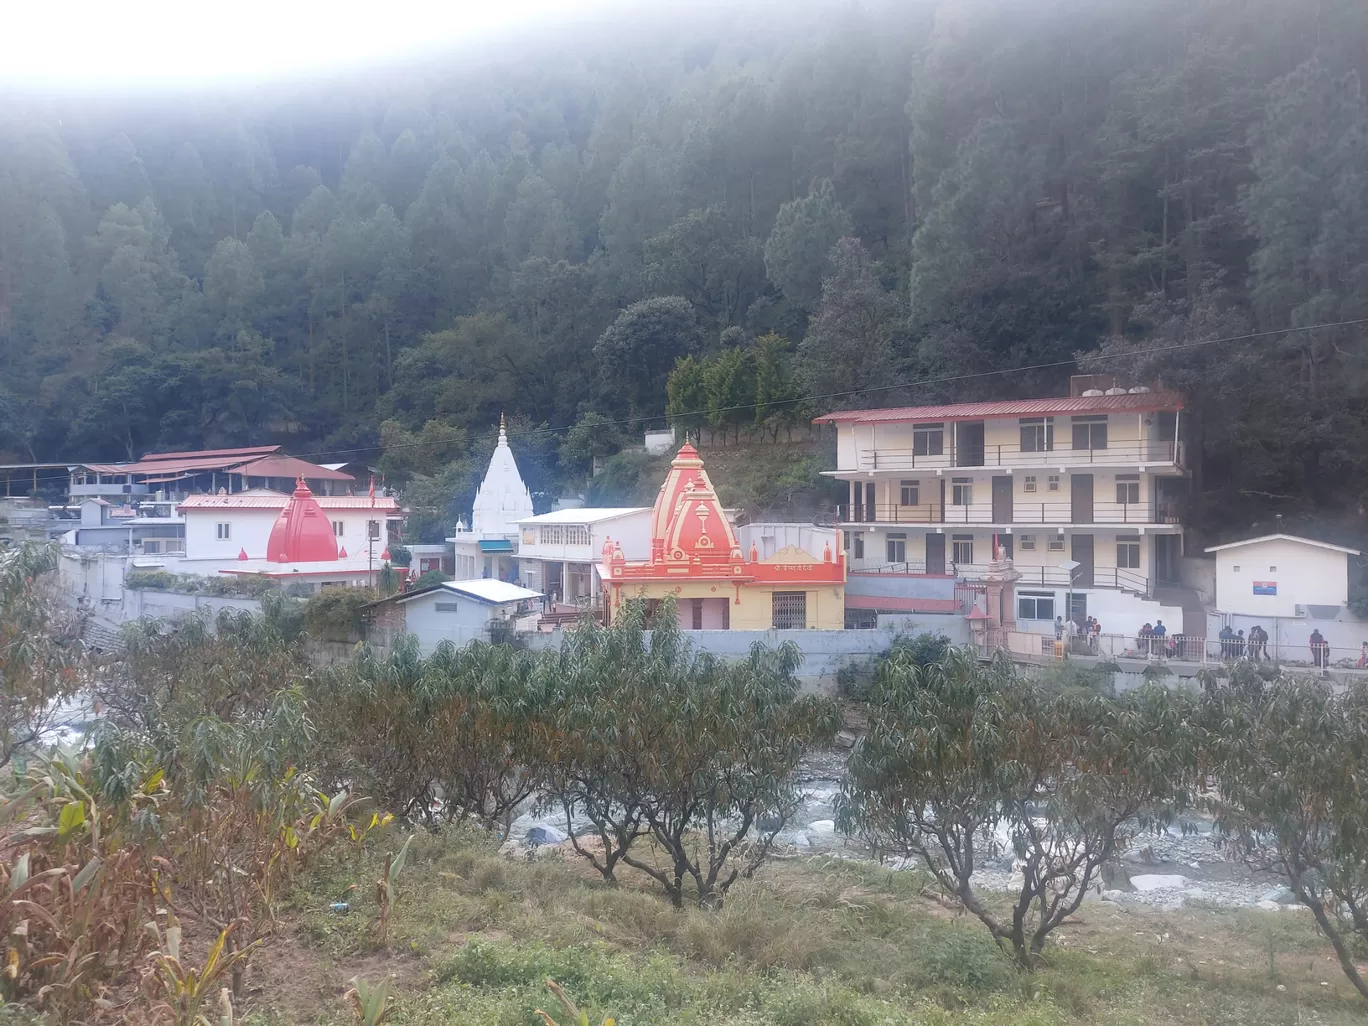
xmin=1205 ymin=674 xmax=1368 ymax=1002
xmin=538 ymin=599 xmax=840 ymax=907
xmin=839 ymin=648 xmax=1194 ymax=968
xmin=124 ymin=569 xmax=279 ymax=598
xmin=387 ymin=543 xmax=412 ymax=567
xmin=414 ymin=569 xmax=452 ymax=590
xmin=304 ymin=587 xmax=375 ymax=642
xmin=314 ymin=636 xmax=544 ymax=831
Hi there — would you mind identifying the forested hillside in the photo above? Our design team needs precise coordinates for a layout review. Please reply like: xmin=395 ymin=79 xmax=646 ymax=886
xmin=2 ymin=0 xmax=1367 ymax=535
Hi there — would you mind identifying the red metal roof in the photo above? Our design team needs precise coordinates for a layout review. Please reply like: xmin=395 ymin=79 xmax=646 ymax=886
xmin=814 ymin=391 xmax=1184 ymax=426
xmin=139 ymin=445 xmax=280 ymax=462
xmin=178 ymin=493 xmax=400 ymax=511
xmin=236 ymin=456 xmax=356 ymax=482
xmin=845 ymin=595 xmax=961 ymax=614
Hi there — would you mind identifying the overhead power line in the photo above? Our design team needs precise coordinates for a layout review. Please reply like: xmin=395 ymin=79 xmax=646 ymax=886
xmin=294 ymin=315 xmax=1368 ymax=462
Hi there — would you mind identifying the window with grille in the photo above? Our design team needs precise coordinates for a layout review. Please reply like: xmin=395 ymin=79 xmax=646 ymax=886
xmin=1115 ymin=475 xmax=1140 ymax=504
xmin=1048 ymin=536 xmax=1065 ymax=551
xmin=566 ymin=525 xmax=590 ymax=546
xmin=216 ymin=523 xmax=231 ymax=540
xmin=913 ymin=423 xmax=944 ymax=456
xmin=1019 ymin=418 xmax=1054 ymax=452
xmin=367 ymin=520 xmax=380 ymax=539
xmin=772 ymin=591 xmax=807 ymax=629
xmin=952 ymin=477 xmax=973 ymax=505
xmin=899 ymin=480 xmax=919 ymax=506
xmin=1024 ymin=475 xmax=1037 ymax=493
xmin=1048 ymin=475 xmax=1060 ymax=491
xmin=1017 ymin=591 xmax=1055 ymax=621
xmin=691 ymin=599 xmax=704 ymax=630
xmin=540 ymin=526 xmax=564 ymax=545
xmin=886 ymin=533 xmax=906 ymax=563
xmin=1020 ymin=534 xmax=1036 ymax=550
xmin=1117 ymin=536 xmax=1141 ymax=569
xmin=952 ymin=535 xmax=974 ymax=564
xmin=333 ymin=520 xmax=344 ymax=536
xmin=1071 ymin=415 xmax=1108 ymax=450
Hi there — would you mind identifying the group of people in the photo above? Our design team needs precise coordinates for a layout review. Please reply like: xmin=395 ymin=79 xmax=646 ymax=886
xmin=1137 ymin=620 xmax=1173 ymax=658
xmin=1217 ymin=623 xmax=1269 ymax=660
xmin=1054 ymin=614 xmax=1103 ymax=652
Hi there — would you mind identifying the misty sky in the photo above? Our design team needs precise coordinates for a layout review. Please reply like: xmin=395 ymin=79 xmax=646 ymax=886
xmin=2 ymin=0 xmax=600 ymax=89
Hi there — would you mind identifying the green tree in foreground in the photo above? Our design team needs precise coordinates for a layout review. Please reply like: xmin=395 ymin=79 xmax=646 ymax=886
xmin=539 ymin=599 xmax=840 ymax=907
xmin=0 ymin=544 xmax=86 ymax=768
xmin=839 ymin=648 xmax=1194 ymax=968
xmin=1204 ymin=674 xmax=1368 ymax=1002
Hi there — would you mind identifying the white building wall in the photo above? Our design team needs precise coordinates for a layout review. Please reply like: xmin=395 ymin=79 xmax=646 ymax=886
xmin=183 ymin=508 xmax=388 ymax=562
xmin=1213 ymin=539 xmax=1352 ymax=618
xmin=398 ymin=595 xmax=504 ymax=655
xmin=835 ymin=412 xmax=1172 ymax=474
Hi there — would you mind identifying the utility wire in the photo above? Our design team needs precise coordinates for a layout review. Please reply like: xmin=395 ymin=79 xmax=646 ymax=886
xmin=295 ymin=315 xmax=1368 ymax=462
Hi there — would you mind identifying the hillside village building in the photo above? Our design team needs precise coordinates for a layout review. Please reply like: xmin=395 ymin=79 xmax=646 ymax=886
xmin=449 ymin=418 xmax=535 ymax=582
xmin=816 ymin=379 xmax=1191 ymax=636
xmin=68 ymin=445 xmax=358 ymax=503
xmin=601 ymin=443 xmax=846 ymax=630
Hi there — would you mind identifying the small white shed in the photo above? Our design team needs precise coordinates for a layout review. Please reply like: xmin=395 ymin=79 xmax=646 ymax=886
xmin=369 ymin=579 xmax=542 ymax=654
xmin=1204 ymin=534 xmax=1360 ymax=618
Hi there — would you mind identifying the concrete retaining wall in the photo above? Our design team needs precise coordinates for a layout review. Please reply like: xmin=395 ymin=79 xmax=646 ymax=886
xmin=523 ymin=627 xmax=918 ymax=694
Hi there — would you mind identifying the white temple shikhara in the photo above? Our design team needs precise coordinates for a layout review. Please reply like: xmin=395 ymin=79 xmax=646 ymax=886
xmin=449 ymin=415 xmax=535 ymax=580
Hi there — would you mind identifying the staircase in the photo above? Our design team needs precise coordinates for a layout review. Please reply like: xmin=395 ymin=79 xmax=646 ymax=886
xmin=1152 ymin=585 xmax=1206 ymax=638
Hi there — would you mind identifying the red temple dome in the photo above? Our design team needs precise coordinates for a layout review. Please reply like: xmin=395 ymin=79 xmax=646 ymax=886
xmin=265 ymin=478 xmax=339 ymax=563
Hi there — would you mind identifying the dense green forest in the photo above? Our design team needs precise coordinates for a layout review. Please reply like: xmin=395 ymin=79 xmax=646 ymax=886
xmin=2 ymin=0 xmax=1367 ymax=535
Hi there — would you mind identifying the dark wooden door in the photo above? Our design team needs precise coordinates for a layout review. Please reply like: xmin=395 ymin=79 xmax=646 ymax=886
xmin=925 ymin=534 xmax=946 ymax=575
xmin=1071 ymin=534 xmax=1094 ymax=588
xmin=956 ymin=422 xmax=985 ymax=466
xmin=1070 ymin=473 xmax=1094 ymax=524
xmin=992 ymin=476 xmax=1013 ymax=523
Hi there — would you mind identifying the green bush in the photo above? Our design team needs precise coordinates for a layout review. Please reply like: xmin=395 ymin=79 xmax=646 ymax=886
xmin=303 ymin=587 xmax=375 ymax=642
xmin=414 ymin=568 xmax=452 ymax=589
xmin=124 ymin=569 xmax=279 ymax=598
xmin=387 ymin=543 xmax=412 ymax=567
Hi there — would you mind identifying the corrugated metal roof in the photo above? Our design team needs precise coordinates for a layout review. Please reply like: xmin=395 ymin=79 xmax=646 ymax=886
xmin=236 ymin=456 xmax=356 ymax=482
xmin=1204 ymin=533 xmax=1361 ymax=556
xmin=515 ymin=507 xmax=650 ymax=525
xmin=140 ymin=445 xmax=279 ymax=462
xmin=178 ymin=494 xmax=401 ymax=511
xmin=443 ymin=579 xmax=542 ymax=604
xmin=814 ymin=391 xmax=1185 ymax=425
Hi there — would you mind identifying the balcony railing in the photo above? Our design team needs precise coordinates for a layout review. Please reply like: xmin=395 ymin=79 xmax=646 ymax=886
xmin=837 ymin=501 xmax=1181 ymax=526
xmin=850 ymin=561 xmax=1150 ymax=597
xmin=844 ymin=439 xmax=1185 ymax=473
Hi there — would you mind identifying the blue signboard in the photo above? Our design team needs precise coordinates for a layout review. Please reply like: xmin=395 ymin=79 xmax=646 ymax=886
xmin=1253 ymin=581 xmax=1277 ymax=596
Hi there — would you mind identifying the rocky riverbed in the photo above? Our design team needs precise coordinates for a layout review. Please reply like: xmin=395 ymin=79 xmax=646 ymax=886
xmin=507 ymin=746 xmax=1303 ymax=913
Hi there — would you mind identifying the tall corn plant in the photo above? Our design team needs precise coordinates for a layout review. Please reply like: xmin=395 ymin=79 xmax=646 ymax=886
xmin=1204 ymin=675 xmax=1368 ymax=1002
xmin=838 ymin=648 xmax=1193 ymax=968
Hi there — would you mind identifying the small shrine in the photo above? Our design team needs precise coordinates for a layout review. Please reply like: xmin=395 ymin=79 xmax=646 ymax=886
xmin=600 ymin=443 xmax=845 ymax=630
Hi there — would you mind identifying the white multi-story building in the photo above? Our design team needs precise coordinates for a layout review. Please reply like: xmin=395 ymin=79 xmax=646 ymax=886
xmin=816 ymin=380 xmax=1189 ymax=631
xmin=514 ymin=507 xmax=652 ymax=607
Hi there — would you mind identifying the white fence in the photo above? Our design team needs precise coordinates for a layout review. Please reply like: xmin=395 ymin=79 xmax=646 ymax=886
xmin=990 ymin=630 xmax=1368 ymax=670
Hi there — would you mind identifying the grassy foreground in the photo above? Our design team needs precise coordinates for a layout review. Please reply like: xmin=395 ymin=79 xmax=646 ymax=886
xmin=229 ymin=828 xmax=1368 ymax=1026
